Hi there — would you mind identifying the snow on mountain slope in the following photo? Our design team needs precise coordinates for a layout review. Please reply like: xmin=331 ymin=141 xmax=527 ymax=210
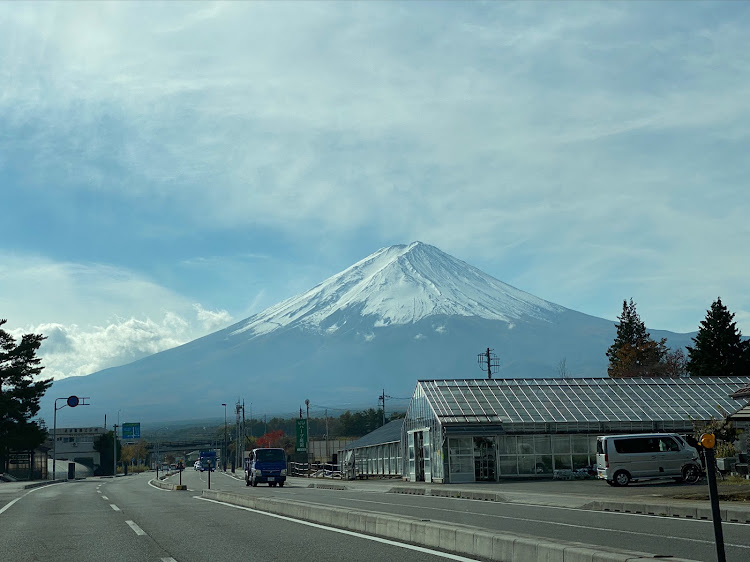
xmin=232 ymin=242 xmax=566 ymax=339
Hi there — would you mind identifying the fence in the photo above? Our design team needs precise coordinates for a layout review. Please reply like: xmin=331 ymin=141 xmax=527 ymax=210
xmin=4 ymin=450 xmax=48 ymax=480
xmin=289 ymin=460 xmax=343 ymax=479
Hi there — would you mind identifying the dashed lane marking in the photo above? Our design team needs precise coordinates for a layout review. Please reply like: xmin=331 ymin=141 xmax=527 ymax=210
xmin=110 ymin=504 xmax=120 ymax=511
xmin=125 ymin=520 xmax=146 ymax=536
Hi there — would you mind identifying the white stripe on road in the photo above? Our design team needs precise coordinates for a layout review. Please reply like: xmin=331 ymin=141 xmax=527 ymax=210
xmin=110 ymin=504 xmax=120 ymax=511
xmin=161 ymin=558 xmax=177 ymax=562
xmin=197 ymin=496 xmax=479 ymax=561
xmin=0 ymin=482 xmax=64 ymax=515
xmin=125 ymin=520 xmax=146 ymax=536
xmin=102 ymin=496 xmax=108 ymax=500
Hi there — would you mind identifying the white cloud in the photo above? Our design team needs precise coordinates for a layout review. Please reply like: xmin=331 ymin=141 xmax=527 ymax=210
xmin=193 ymin=303 xmax=232 ymax=331
xmin=414 ymin=333 xmax=426 ymax=340
xmin=0 ymin=1 xmax=748 ymax=339
xmin=1 ymin=254 xmax=235 ymax=380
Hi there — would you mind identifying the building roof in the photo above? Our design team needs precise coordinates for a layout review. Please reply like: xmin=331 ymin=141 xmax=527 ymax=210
xmin=728 ymin=401 xmax=750 ymax=421
xmin=730 ymin=382 xmax=750 ymax=399
xmin=342 ymin=418 xmax=404 ymax=450
xmin=417 ymin=377 xmax=750 ymax=425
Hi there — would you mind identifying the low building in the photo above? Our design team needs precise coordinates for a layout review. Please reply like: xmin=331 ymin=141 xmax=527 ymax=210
xmin=339 ymin=419 xmax=404 ymax=479
xmin=49 ymin=426 xmax=107 ymax=473
xmin=401 ymin=377 xmax=750 ymax=483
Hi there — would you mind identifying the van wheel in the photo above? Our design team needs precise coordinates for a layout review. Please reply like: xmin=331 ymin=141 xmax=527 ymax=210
xmin=613 ymin=470 xmax=630 ymax=486
xmin=682 ymin=464 xmax=701 ymax=484
xmin=278 ymin=481 xmax=284 ymax=488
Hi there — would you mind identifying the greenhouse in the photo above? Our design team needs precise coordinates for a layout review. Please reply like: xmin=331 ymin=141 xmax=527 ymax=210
xmin=400 ymin=377 xmax=750 ymax=483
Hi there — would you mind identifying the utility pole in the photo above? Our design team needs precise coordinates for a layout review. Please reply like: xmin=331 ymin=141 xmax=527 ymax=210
xmin=305 ymin=399 xmax=310 ymax=477
xmin=221 ymin=403 xmax=227 ymax=471
xmin=477 ymin=347 xmax=499 ymax=379
xmin=113 ymin=424 xmax=118 ymax=477
xmin=378 ymin=389 xmax=391 ymax=426
xmin=325 ymin=409 xmax=329 ymax=466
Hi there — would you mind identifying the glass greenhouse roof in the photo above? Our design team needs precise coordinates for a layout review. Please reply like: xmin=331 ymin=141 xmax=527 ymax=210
xmin=417 ymin=377 xmax=750 ymax=425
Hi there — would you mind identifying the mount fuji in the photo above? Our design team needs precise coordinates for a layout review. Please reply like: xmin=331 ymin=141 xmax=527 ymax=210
xmin=42 ymin=242 xmax=695 ymax=425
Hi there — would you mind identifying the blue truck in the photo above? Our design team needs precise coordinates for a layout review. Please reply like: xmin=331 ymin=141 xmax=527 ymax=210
xmin=244 ymin=448 xmax=287 ymax=487
xmin=199 ymin=450 xmax=217 ymax=472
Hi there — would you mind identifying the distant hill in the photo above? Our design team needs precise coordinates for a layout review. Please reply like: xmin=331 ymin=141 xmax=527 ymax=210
xmin=42 ymin=242 xmax=695 ymax=425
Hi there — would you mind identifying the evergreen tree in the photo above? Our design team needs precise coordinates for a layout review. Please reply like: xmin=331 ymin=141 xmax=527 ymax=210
xmin=94 ymin=430 xmax=121 ymax=476
xmin=0 ymin=319 xmax=53 ymax=472
xmin=686 ymin=297 xmax=750 ymax=377
xmin=606 ymin=299 xmax=667 ymax=378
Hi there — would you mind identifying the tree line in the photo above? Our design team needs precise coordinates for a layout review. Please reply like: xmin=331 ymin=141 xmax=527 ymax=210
xmin=606 ymin=297 xmax=750 ymax=378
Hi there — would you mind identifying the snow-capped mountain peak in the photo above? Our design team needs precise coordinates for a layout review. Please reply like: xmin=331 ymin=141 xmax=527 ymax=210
xmin=231 ymin=242 xmax=564 ymax=338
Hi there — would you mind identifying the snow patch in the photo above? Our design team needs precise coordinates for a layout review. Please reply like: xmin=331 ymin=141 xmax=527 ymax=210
xmin=231 ymin=242 xmax=565 ymax=340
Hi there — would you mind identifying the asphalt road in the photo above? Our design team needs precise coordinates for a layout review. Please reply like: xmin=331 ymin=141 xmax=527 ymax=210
xmin=0 ymin=474 xmax=479 ymax=562
xmin=181 ymin=469 xmax=750 ymax=562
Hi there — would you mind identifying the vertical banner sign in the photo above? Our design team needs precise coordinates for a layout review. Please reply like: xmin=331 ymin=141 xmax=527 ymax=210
xmin=122 ymin=423 xmax=141 ymax=440
xmin=296 ymin=419 xmax=308 ymax=453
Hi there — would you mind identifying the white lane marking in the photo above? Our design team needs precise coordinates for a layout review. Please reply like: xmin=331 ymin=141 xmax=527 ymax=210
xmin=196 ymin=496 xmax=477 ymax=561
xmin=125 ymin=520 xmax=147 ymax=536
xmin=0 ymin=482 xmax=64 ymax=515
xmin=102 ymin=496 xmax=109 ymax=500
xmin=161 ymin=558 xmax=177 ymax=562
xmin=97 ymin=490 xmax=102 ymax=494
xmin=110 ymin=504 xmax=120 ymax=511
xmin=335 ymin=496 xmax=750 ymax=549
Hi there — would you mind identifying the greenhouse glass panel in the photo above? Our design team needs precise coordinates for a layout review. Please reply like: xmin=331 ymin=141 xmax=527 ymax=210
xmin=498 ymin=456 xmax=518 ymax=476
xmin=518 ymin=455 xmax=536 ymax=474
xmin=554 ymin=454 xmax=572 ymax=470
xmin=534 ymin=435 xmax=551 ymax=454
xmin=552 ymin=435 xmax=570 ymax=454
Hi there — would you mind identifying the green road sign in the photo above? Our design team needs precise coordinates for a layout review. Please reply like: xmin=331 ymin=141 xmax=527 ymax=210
xmin=296 ymin=419 xmax=308 ymax=453
xmin=122 ymin=422 xmax=141 ymax=439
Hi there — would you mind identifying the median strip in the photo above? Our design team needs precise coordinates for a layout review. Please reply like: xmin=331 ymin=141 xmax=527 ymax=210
xmin=201 ymin=489 xmax=699 ymax=562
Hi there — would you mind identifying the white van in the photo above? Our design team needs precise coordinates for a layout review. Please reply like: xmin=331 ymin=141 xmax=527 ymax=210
xmin=596 ymin=433 xmax=701 ymax=486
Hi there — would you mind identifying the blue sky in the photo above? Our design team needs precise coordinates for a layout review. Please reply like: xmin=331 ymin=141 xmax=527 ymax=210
xmin=1 ymin=1 xmax=748 ymax=382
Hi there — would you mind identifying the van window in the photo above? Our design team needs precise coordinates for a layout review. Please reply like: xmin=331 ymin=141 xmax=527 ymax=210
xmin=658 ymin=437 xmax=679 ymax=452
xmin=596 ymin=439 xmax=605 ymax=455
xmin=613 ymin=437 xmax=660 ymax=454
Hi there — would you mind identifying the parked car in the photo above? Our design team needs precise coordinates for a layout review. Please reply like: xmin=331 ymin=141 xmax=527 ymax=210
xmin=596 ymin=433 xmax=702 ymax=486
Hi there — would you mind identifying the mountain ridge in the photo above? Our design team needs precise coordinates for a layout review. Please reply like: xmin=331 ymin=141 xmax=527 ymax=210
xmin=41 ymin=242 xmax=697 ymax=425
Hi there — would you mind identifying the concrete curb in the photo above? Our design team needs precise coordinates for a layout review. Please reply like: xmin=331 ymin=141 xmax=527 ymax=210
xmin=386 ymin=484 xmax=750 ymax=525
xmin=202 ymin=489 xmax=697 ymax=561
xmin=23 ymin=480 xmax=61 ymax=490
xmin=149 ymin=478 xmax=187 ymax=491
xmin=582 ymin=500 xmax=750 ymax=524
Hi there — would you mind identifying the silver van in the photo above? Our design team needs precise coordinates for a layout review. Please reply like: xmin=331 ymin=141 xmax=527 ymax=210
xmin=596 ymin=433 xmax=701 ymax=486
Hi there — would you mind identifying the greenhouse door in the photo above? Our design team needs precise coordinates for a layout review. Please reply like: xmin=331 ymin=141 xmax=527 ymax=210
xmin=407 ymin=429 xmax=431 ymax=482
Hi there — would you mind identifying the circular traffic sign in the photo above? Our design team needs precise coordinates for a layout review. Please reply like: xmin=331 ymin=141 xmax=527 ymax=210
xmin=66 ymin=395 xmax=80 ymax=408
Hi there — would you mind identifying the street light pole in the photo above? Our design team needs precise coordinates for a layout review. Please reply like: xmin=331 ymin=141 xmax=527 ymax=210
xmin=52 ymin=396 xmax=89 ymax=480
xmin=221 ymin=403 xmax=227 ymax=471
